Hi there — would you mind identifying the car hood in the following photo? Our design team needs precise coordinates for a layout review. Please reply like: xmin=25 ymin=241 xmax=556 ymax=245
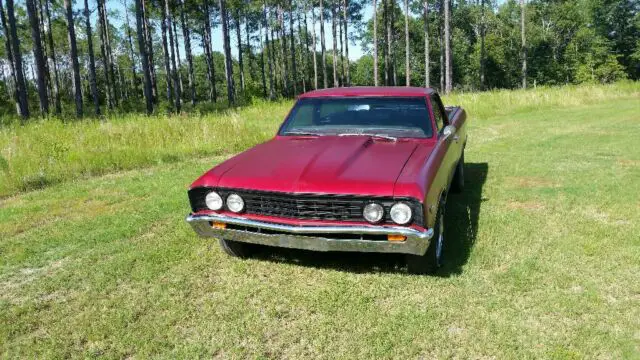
xmin=193 ymin=136 xmax=427 ymax=196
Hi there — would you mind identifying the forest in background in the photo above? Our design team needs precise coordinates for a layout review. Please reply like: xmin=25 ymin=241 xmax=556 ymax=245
xmin=0 ymin=0 xmax=638 ymax=121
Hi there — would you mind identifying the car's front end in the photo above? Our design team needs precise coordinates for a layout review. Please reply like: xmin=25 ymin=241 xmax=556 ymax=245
xmin=186 ymin=187 xmax=433 ymax=255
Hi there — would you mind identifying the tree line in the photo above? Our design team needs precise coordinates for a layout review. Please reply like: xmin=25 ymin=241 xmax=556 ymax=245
xmin=0 ymin=0 xmax=638 ymax=121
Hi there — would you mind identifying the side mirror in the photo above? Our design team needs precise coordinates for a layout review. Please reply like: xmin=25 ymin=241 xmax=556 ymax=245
xmin=442 ymin=125 xmax=456 ymax=139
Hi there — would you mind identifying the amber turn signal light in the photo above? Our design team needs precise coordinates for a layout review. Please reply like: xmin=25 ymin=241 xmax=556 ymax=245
xmin=387 ymin=234 xmax=406 ymax=242
xmin=211 ymin=222 xmax=226 ymax=229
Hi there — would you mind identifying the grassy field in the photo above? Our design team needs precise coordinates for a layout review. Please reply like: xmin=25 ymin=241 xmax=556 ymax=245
xmin=1 ymin=81 xmax=638 ymax=197
xmin=1 ymin=83 xmax=639 ymax=358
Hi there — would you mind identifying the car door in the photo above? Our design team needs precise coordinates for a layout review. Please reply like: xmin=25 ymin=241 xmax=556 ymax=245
xmin=430 ymin=94 xmax=459 ymax=192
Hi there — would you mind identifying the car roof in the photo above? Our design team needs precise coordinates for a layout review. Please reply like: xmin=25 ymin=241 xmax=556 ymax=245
xmin=297 ymin=86 xmax=436 ymax=99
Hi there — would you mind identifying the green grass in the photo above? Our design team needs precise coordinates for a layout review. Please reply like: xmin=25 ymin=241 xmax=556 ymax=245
xmin=1 ymin=81 xmax=638 ymax=197
xmin=1 ymin=83 xmax=639 ymax=358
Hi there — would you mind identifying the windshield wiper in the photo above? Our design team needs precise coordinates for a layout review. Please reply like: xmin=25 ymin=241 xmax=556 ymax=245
xmin=338 ymin=133 xmax=397 ymax=142
xmin=283 ymin=130 xmax=322 ymax=136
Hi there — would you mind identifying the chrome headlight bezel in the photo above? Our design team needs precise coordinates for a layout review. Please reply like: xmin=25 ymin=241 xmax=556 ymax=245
xmin=362 ymin=202 xmax=385 ymax=223
xmin=226 ymin=193 xmax=245 ymax=213
xmin=390 ymin=202 xmax=413 ymax=225
xmin=204 ymin=191 xmax=224 ymax=210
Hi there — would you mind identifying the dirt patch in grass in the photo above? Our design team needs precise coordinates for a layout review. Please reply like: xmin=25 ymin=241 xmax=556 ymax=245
xmin=507 ymin=176 xmax=559 ymax=188
xmin=506 ymin=200 xmax=546 ymax=211
xmin=580 ymin=206 xmax=631 ymax=226
xmin=617 ymin=158 xmax=640 ymax=167
xmin=0 ymin=259 xmax=68 ymax=305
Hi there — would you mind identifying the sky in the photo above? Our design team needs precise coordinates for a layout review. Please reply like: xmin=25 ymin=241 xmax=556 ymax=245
xmin=102 ymin=0 xmax=372 ymax=62
xmin=101 ymin=0 xmax=507 ymax=63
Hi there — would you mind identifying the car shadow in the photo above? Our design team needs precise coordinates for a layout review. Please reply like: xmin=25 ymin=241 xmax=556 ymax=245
xmin=437 ymin=162 xmax=489 ymax=276
xmin=249 ymin=162 xmax=489 ymax=276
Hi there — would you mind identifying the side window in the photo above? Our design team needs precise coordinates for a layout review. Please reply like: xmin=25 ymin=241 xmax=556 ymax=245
xmin=431 ymin=95 xmax=446 ymax=132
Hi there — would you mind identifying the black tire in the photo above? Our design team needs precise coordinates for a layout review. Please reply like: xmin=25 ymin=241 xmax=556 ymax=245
xmin=219 ymin=238 xmax=253 ymax=258
xmin=451 ymin=151 xmax=465 ymax=193
xmin=406 ymin=202 xmax=445 ymax=274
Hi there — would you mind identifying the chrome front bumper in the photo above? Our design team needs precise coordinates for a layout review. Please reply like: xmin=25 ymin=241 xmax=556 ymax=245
xmin=186 ymin=213 xmax=433 ymax=255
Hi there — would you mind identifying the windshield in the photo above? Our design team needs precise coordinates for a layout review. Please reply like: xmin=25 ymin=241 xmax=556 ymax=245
xmin=279 ymin=97 xmax=433 ymax=138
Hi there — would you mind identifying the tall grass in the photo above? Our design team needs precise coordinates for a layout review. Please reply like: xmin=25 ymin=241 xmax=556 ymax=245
xmin=444 ymin=81 xmax=640 ymax=120
xmin=0 ymin=101 xmax=290 ymax=196
xmin=1 ymin=82 xmax=638 ymax=197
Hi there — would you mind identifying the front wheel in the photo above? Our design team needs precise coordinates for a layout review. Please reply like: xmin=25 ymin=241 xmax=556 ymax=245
xmin=219 ymin=238 xmax=254 ymax=258
xmin=406 ymin=203 xmax=445 ymax=274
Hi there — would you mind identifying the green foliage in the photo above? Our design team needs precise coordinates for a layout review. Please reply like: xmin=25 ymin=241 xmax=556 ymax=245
xmin=357 ymin=0 xmax=640 ymax=90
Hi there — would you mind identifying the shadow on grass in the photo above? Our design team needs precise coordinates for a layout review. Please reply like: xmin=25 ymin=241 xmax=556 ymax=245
xmin=250 ymin=162 xmax=489 ymax=275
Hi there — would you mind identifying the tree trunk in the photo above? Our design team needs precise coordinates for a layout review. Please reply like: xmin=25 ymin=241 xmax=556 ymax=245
xmin=311 ymin=6 xmax=318 ymax=89
xmin=44 ymin=0 xmax=60 ymax=114
xmin=259 ymin=11 xmax=267 ymax=98
xmin=303 ymin=8 xmax=311 ymax=90
xmin=297 ymin=11 xmax=306 ymax=92
xmin=64 ymin=0 xmax=82 ymax=117
xmin=142 ymin=0 xmax=157 ymax=102
xmin=160 ymin=1 xmax=174 ymax=108
xmin=245 ymin=16 xmax=255 ymax=84
xmin=135 ymin=0 xmax=153 ymax=114
xmin=391 ymin=2 xmax=396 ymax=85
xmin=288 ymin=0 xmax=297 ymax=94
xmin=2 ymin=0 xmax=29 ymax=119
xmin=479 ymin=0 xmax=485 ymax=90
xmin=439 ymin=0 xmax=443 ymax=92
xmin=338 ymin=3 xmax=344 ymax=85
xmin=373 ymin=0 xmax=378 ymax=86
xmin=124 ymin=0 xmax=140 ymax=98
xmin=383 ymin=0 xmax=389 ymax=85
xmin=173 ymin=20 xmax=184 ymax=97
xmin=203 ymin=0 xmax=217 ymax=102
xmin=342 ymin=0 xmax=349 ymax=86
xmin=0 ymin=0 xmax=17 ymax=103
xmin=263 ymin=1 xmax=274 ymax=99
xmin=179 ymin=0 xmax=196 ymax=105
xmin=319 ymin=0 xmax=327 ymax=88
xmin=331 ymin=4 xmax=338 ymax=87
xmin=100 ymin=0 xmax=119 ymax=105
xmin=404 ymin=0 xmax=409 ymax=86
xmin=278 ymin=6 xmax=289 ymax=96
xmin=520 ymin=0 xmax=526 ymax=89
xmin=423 ymin=0 xmax=429 ymax=87
xmin=444 ymin=0 xmax=451 ymax=93
xmin=235 ymin=9 xmax=245 ymax=92
xmin=97 ymin=0 xmax=114 ymax=109
xmin=117 ymin=64 xmax=128 ymax=100
xmin=219 ymin=0 xmax=234 ymax=104
xmin=26 ymin=0 xmax=48 ymax=115
xmin=270 ymin=26 xmax=279 ymax=93
xmin=165 ymin=0 xmax=181 ymax=112
xmin=84 ymin=0 xmax=100 ymax=115
xmin=37 ymin=0 xmax=51 ymax=102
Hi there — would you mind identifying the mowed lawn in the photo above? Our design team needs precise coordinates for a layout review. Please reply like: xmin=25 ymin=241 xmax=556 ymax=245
xmin=1 ymin=92 xmax=639 ymax=358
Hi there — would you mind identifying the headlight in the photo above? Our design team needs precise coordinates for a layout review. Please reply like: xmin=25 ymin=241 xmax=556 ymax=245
xmin=226 ymin=193 xmax=245 ymax=213
xmin=390 ymin=202 xmax=412 ymax=225
xmin=363 ymin=203 xmax=384 ymax=223
xmin=205 ymin=191 xmax=223 ymax=210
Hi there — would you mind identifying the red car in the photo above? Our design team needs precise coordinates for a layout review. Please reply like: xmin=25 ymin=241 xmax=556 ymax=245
xmin=186 ymin=87 xmax=467 ymax=274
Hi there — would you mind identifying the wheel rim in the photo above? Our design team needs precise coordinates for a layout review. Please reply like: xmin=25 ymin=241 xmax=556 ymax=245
xmin=435 ymin=213 xmax=444 ymax=265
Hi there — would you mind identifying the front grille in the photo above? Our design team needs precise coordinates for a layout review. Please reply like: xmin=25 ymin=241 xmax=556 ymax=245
xmin=188 ymin=187 xmax=423 ymax=226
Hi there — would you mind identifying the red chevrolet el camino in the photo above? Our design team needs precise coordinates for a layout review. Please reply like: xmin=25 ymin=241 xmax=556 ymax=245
xmin=186 ymin=87 xmax=467 ymax=274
